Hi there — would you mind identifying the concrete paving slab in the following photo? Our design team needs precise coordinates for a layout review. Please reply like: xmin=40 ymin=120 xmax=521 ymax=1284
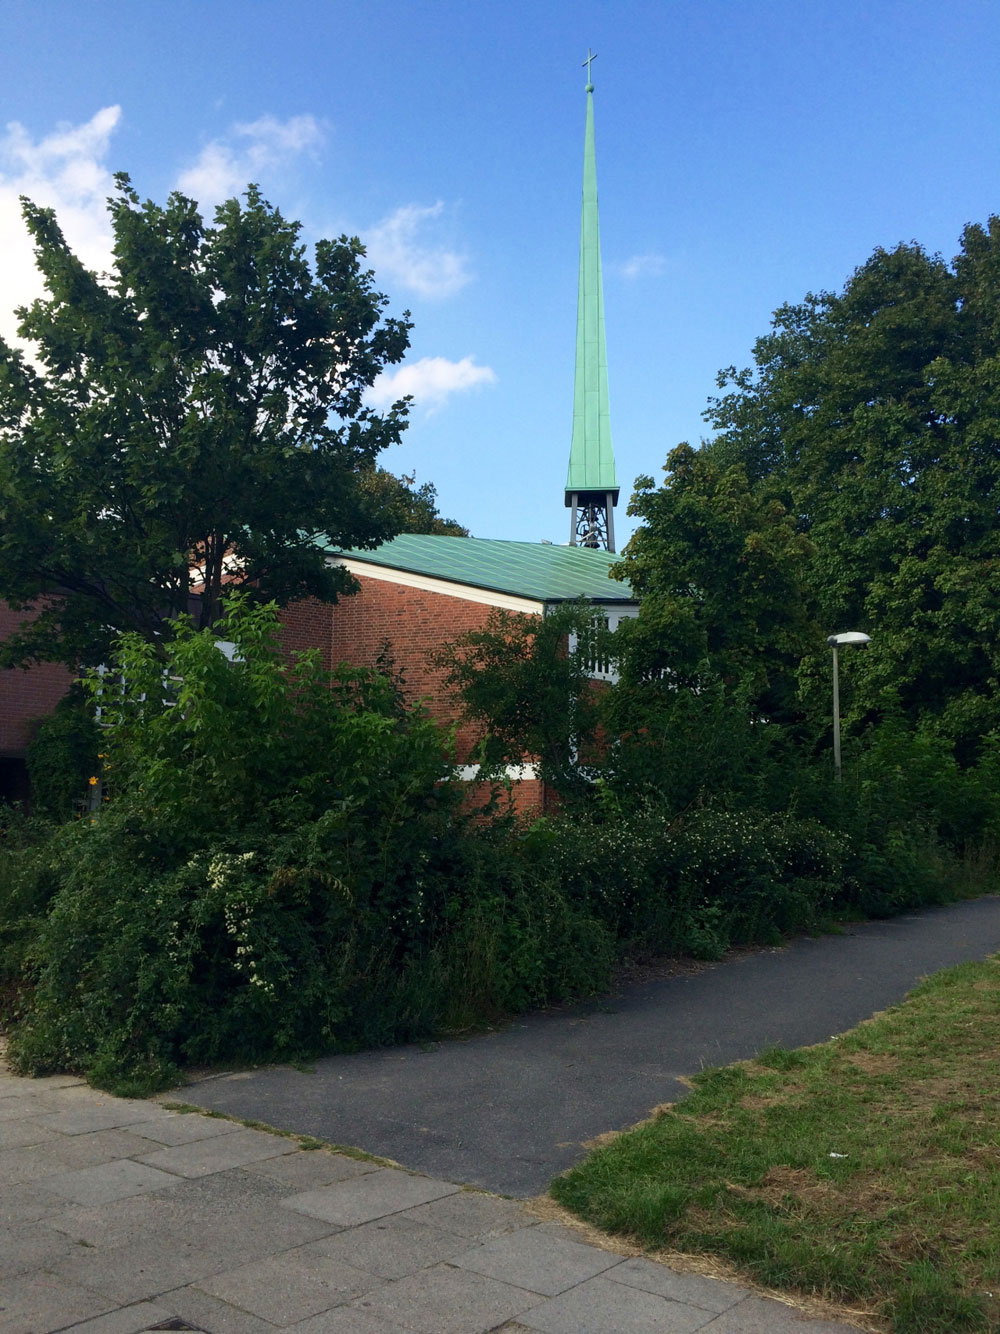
xmin=609 ymin=1257 xmax=751 ymax=1313
xmin=195 ymin=1248 xmax=382 ymax=1325
xmin=0 ymin=1180 xmax=66 ymax=1226
xmin=517 ymin=1273 xmax=715 ymax=1333
xmin=150 ymin=1163 xmax=291 ymax=1214
xmin=0 ymin=1140 xmax=92 ymax=1185
xmin=350 ymin=1261 xmax=543 ymax=1334
xmin=0 ymin=1116 xmax=58 ymax=1150
xmin=42 ymin=1158 xmax=180 ymax=1205
xmin=45 ymin=1191 xmax=199 ymax=1249
xmin=289 ymin=1308 xmax=411 ymax=1332
xmin=133 ymin=1110 xmax=244 ymax=1146
xmin=156 ymin=1283 xmax=284 ymax=1333
xmin=243 ymin=1149 xmax=380 ymax=1190
xmin=0 ymin=1093 xmax=61 ymax=1120
xmin=453 ymin=1225 xmax=623 ymax=1296
xmin=283 ymin=1168 xmax=460 ymax=1227
xmin=693 ymin=1296 xmax=860 ymax=1332
xmin=0 ymin=1219 xmax=79 ymax=1280
xmin=36 ymin=1097 xmax=172 ymax=1135
xmin=33 ymin=1083 xmax=131 ymax=1109
xmin=398 ymin=1190 xmax=534 ymax=1239
xmin=54 ymin=1231 xmax=232 ymax=1305
xmin=162 ymin=1195 xmax=337 ymax=1265
xmin=0 ymin=1071 xmax=81 ymax=1095
xmin=36 ymin=1126 xmax=168 ymax=1171
xmin=137 ymin=1126 xmax=298 ymax=1177
xmin=47 ymin=1299 xmax=175 ymax=1332
xmin=43 ymin=1168 xmax=332 ymax=1263
xmin=305 ymin=1213 xmax=475 ymax=1279
xmin=0 ymin=1269 xmax=116 ymax=1331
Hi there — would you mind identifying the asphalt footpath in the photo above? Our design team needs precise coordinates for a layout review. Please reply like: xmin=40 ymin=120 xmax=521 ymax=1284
xmin=179 ymin=895 xmax=1000 ymax=1197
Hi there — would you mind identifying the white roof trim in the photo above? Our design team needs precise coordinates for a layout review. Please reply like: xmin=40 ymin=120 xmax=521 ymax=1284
xmin=332 ymin=557 xmax=545 ymax=615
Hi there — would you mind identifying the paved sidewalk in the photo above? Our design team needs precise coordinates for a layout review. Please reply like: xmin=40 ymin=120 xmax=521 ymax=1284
xmin=0 ymin=1069 xmax=860 ymax=1333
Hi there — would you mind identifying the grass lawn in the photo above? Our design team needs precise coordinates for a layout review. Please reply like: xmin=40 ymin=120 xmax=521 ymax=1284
xmin=550 ymin=955 xmax=1000 ymax=1333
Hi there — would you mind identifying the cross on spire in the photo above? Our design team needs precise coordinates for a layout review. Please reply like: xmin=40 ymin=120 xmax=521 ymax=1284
xmin=582 ymin=48 xmax=597 ymax=89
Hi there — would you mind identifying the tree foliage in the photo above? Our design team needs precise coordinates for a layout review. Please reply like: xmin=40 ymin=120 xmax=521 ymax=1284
xmin=24 ymin=685 xmax=100 ymax=819
xmin=358 ymin=468 xmax=469 ymax=536
xmin=611 ymin=443 xmax=816 ymax=725
xmin=434 ymin=602 xmax=604 ymax=792
xmin=2 ymin=598 xmax=614 ymax=1090
xmin=0 ymin=176 xmax=413 ymax=668
xmin=702 ymin=228 xmax=1000 ymax=756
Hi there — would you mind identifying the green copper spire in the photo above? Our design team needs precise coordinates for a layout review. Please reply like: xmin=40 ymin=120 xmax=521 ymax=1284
xmin=566 ymin=53 xmax=618 ymax=550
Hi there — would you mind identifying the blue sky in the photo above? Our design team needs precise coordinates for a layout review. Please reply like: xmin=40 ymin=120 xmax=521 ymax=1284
xmin=2 ymin=1 xmax=1000 ymax=547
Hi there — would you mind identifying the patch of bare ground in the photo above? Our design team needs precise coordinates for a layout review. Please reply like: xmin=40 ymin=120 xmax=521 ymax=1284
xmin=527 ymin=1192 xmax=885 ymax=1332
xmin=727 ymin=1165 xmax=841 ymax=1211
xmin=842 ymin=1051 xmax=899 ymax=1076
xmin=738 ymin=1090 xmax=800 ymax=1111
xmin=901 ymin=1075 xmax=986 ymax=1109
xmin=966 ymin=1144 xmax=1000 ymax=1167
xmin=879 ymin=1227 xmax=970 ymax=1266
xmin=733 ymin=1057 xmax=802 ymax=1082
xmin=580 ymin=1129 xmax=622 ymax=1151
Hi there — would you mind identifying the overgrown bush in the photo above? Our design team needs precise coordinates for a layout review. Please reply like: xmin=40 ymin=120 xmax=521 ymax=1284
xmin=442 ymin=610 xmax=999 ymax=962
xmin=25 ymin=685 xmax=100 ymax=818
xmin=522 ymin=803 xmax=847 ymax=961
xmin=7 ymin=592 xmax=999 ymax=1098
xmin=1 ymin=599 xmax=613 ymax=1093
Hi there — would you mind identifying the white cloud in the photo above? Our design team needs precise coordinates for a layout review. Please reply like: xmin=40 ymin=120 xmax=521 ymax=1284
xmin=176 ymin=113 xmax=324 ymax=209
xmin=0 ymin=107 xmax=326 ymax=350
xmin=0 ymin=106 xmax=121 ymax=347
xmin=618 ymin=251 xmax=667 ymax=280
xmin=369 ymin=355 xmax=496 ymax=413
xmin=365 ymin=202 xmax=470 ymax=300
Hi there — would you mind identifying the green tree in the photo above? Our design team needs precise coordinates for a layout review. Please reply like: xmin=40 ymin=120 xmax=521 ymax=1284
xmin=0 ymin=176 xmax=412 ymax=668
xmin=612 ymin=443 xmax=817 ymax=725
xmin=706 ymin=232 xmax=1000 ymax=757
xmin=434 ymin=602 xmax=604 ymax=794
xmin=358 ymin=468 xmax=469 ymax=536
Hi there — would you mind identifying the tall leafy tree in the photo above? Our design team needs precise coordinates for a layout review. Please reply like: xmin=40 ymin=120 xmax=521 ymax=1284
xmin=0 ymin=176 xmax=412 ymax=667
xmin=705 ymin=231 xmax=1000 ymax=757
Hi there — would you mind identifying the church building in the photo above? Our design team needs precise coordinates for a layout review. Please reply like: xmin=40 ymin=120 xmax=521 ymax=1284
xmin=0 ymin=66 xmax=635 ymax=810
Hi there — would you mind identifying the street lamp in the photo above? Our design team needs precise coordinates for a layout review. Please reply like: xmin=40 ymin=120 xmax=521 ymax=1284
xmin=827 ymin=632 xmax=871 ymax=780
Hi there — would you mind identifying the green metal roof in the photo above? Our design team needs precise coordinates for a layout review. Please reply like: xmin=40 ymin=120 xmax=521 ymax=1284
xmin=565 ymin=80 xmax=618 ymax=504
xmin=327 ymin=534 xmax=635 ymax=604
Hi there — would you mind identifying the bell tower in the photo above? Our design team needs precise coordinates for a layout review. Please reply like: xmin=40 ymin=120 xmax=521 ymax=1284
xmin=565 ymin=51 xmax=619 ymax=551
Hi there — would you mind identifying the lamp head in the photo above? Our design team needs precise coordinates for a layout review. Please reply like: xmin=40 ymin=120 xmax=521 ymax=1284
xmin=827 ymin=632 xmax=871 ymax=647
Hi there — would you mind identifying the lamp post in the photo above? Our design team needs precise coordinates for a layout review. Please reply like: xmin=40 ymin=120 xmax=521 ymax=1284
xmin=827 ymin=632 xmax=871 ymax=780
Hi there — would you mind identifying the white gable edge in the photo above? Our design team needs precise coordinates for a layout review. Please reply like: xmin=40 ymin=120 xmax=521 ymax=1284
xmin=331 ymin=557 xmax=545 ymax=615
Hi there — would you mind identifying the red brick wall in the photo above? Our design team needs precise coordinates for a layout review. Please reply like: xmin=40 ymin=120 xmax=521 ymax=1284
xmin=277 ymin=595 xmax=336 ymax=672
xmin=0 ymin=603 xmax=73 ymax=756
xmin=280 ymin=574 xmax=547 ymax=814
